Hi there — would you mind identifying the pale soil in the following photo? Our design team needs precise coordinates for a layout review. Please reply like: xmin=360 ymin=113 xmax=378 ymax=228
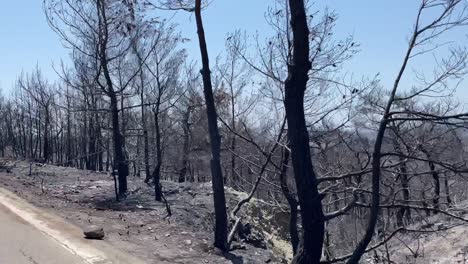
xmin=374 ymin=213 xmax=468 ymax=264
xmin=0 ymin=159 xmax=285 ymax=264
xmin=4 ymin=159 xmax=468 ymax=263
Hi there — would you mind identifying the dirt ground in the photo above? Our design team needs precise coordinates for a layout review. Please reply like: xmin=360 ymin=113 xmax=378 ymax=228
xmin=0 ymin=159 xmax=287 ymax=264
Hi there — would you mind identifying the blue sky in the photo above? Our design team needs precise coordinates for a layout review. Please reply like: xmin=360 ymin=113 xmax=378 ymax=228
xmin=0 ymin=0 xmax=467 ymax=100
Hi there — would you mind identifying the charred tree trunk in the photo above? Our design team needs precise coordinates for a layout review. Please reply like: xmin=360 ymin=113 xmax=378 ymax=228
xmin=151 ymin=107 xmax=163 ymax=202
xmin=195 ymin=0 xmax=228 ymax=251
xmin=229 ymin=88 xmax=236 ymax=186
xmin=28 ymin=101 xmax=34 ymax=158
xmin=120 ymin=94 xmax=126 ymax=150
xmin=396 ymin=170 xmax=411 ymax=226
xmin=279 ymin=146 xmax=299 ymax=255
xmin=66 ymin=92 xmax=73 ymax=167
xmin=346 ymin=2 xmax=421 ymax=259
xmin=421 ymin=188 xmax=431 ymax=217
xmin=421 ymin=147 xmax=440 ymax=211
xmin=429 ymin=160 xmax=440 ymax=211
xmin=96 ymin=0 xmax=128 ymax=196
xmin=179 ymin=106 xmax=192 ymax=183
xmin=393 ymin=136 xmax=411 ymax=227
xmin=285 ymin=1 xmax=324 ymax=262
xmin=444 ymin=173 xmax=452 ymax=206
xmin=93 ymin=94 xmax=102 ymax=171
xmin=132 ymin=39 xmax=151 ymax=183
xmin=141 ymin=85 xmax=151 ymax=183
xmin=87 ymin=91 xmax=98 ymax=171
xmin=229 ymin=127 xmax=236 ymax=186
xmin=110 ymin=94 xmax=128 ymax=195
xmin=43 ymin=106 xmax=50 ymax=163
xmin=88 ymin=116 xmax=97 ymax=171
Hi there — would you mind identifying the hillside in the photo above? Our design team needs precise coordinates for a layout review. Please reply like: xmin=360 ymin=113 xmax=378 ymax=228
xmin=0 ymin=159 xmax=289 ymax=264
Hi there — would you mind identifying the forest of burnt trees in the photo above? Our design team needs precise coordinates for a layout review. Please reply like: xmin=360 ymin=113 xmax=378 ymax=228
xmin=1 ymin=0 xmax=468 ymax=263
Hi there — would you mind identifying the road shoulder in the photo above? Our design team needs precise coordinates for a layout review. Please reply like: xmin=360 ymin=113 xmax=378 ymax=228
xmin=0 ymin=187 xmax=147 ymax=264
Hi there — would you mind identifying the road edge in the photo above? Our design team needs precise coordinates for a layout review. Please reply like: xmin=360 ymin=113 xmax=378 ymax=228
xmin=0 ymin=187 xmax=147 ymax=264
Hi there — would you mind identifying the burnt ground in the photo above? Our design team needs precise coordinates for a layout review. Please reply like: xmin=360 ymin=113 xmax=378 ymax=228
xmin=0 ymin=159 xmax=289 ymax=264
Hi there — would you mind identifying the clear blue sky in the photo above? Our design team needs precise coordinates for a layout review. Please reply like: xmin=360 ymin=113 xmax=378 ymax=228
xmin=0 ymin=0 xmax=467 ymax=100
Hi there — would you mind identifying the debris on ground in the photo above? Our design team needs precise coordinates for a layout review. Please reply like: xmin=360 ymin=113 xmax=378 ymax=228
xmin=0 ymin=159 xmax=287 ymax=264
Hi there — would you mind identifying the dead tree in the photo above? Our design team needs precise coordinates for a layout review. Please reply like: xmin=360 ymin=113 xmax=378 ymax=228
xmin=347 ymin=1 xmax=468 ymax=263
xmin=194 ymin=0 xmax=229 ymax=250
xmin=285 ymin=0 xmax=325 ymax=263
xmin=44 ymin=0 xmax=154 ymax=196
xmin=18 ymin=68 xmax=54 ymax=163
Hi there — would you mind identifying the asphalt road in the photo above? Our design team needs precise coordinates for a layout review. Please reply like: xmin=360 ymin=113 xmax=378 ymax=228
xmin=0 ymin=203 xmax=86 ymax=264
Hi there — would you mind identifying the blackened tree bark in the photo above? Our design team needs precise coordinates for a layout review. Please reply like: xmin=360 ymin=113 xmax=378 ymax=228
xmin=396 ymin=161 xmax=411 ymax=226
xmin=43 ymin=105 xmax=51 ymax=163
xmin=65 ymin=87 xmax=73 ymax=167
xmin=285 ymin=1 xmax=325 ymax=263
xmin=44 ymin=0 xmax=134 ymax=194
xmin=421 ymin=147 xmax=441 ymax=211
xmin=179 ymin=105 xmax=192 ymax=183
xmin=109 ymin=93 xmax=128 ymax=195
xmin=347 ymin=5 xmax=416 ymax=263
xmin=88 ymin=101 xmax=97 ymax=171
xmin=140 ymin=74 xmax=151 ymax=183
xmin=194 ymin=0 xmax=228 ymax=251
xmin=92 ymin=92 xmax=101 ymax=171
xmin=148 ymin=49 xmax=170 ymax=201
xmin=347 ymin=109 xmax=386 ymax=264
xmin=120 ymin=94 xmax=126 ymax=151
xmin=43 ymin=105 xmax=51 ymax=162
xmin=151 ymin=105 xmax=163 ymax=201
xmin=229 ymin=114 xmax=236 ymax=186
xmin=18 ymin=70 xmax=53 ymax=163
xmin=347 ymin=1 xmax=468 ymax=262
xmin=445 ymin=174 xmax=452 ymax=206
xmin=391 ymin=131 xmax=411 ymax=227
xmin=279 ymin=146 xmax=299 ymax=255
xmin=127 ymin=7 xmax=151 ymax=182
xmin=430 ymin=160 xmax=441 ymax=211
xmin=96 ymin=0 xmax=128 ymax=195
xmin=421 ymin=187 xmax=431 ymax=216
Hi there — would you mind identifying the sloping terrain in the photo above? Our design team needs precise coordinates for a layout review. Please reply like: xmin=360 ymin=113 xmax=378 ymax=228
xmin=0 ymin=159 xmax=287 ymax=264
xmin=4 ymin=159 xmax=468 ymax=264
xmin=370 ymin=213 xmax=468 ymax=264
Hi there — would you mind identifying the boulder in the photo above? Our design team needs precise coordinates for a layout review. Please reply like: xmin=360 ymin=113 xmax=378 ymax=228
xmin=83 ymin=226 xmax=105 ymax=240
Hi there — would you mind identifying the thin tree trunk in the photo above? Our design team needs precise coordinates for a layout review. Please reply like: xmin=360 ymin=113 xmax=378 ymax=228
xmin=393 ymin=136 xmax=411 ymax=227
xmin=279 ymin=147 xmax=299 ymax=255
xmin=396 ymin=169 xmax=411 ymax=226
xmin=195 ymin=0 xmax=228 ymax=251
xmin=120 ymin=94 xmax=126 ymax=150
xmin=421 ymin=188 xmax=431 ymax=216
xmin=97 ymin=0 xmax=128 ymax=196
xmin=66 ymin=93 xmax=72 ymax=167
xmin=178 ymin=106 xmax=192 ymax=183
xmin=444 ymin=174 xmax=452 ymax=206
xmin=141 ymin=85 xmax=151 ymax=183
xmin=429 ymin=160 xmax=440 ymax=211
xmin=151 ymin=107 xmax=163 ymax=202
xmin=28 ymin=101 xmax=34 ymax=158
xmin=43 ymin=107 xmax=50 ymax=162
xmin=421 ymin=147 xmax=440 ymax=211
xmin=230 ymin=86 xmax=236 ymax=186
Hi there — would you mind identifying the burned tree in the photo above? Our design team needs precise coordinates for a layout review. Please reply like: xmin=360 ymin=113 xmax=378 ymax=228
xmin=284 ymin=0 xmax=325 ymax=262
xmin=194 ymin=0 xmax=229 ymax=250
xmin=44 ymin=0 xmax=153 ymax=196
